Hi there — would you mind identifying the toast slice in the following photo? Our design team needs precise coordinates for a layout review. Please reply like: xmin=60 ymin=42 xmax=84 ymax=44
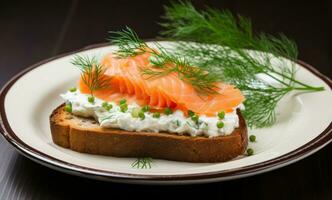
xmin=50 ymin=104 xmax=248 ymax=163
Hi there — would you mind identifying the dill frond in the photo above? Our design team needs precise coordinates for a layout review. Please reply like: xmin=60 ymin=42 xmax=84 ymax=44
xmin=160 ymin=1 xmax=324 ymax=128
xmin=108 ymin=27 xmax=219 ymax=95
xmin=71 ymin=55 xmax=111 ymax=95
xmin=109 ymin=26 xmax=150 ymax=58
xmin=131 ymin=157 xmax=153 ymax=169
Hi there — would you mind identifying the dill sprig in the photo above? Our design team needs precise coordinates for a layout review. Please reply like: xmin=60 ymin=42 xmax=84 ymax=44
xmin=109 ymin=27 xmax=150 ymax=58
xmin=71 ymin=55 xmax=111 ymax=95
xmin=108 ymin=27 xmax=220 ymax=94
xmin=131 ymin=157 xmax=153 ymax=169
xmin=160 ymin=1 xmax=324 ymax=128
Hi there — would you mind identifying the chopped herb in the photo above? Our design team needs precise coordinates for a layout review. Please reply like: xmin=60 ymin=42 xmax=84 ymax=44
xmin=119 ymin=99 xmax=126 ymax=105
xmin=201 ymin=122 xmax=209 ymax=131
xmin=216 ymin=121 xmax=224 ymax=129
xmin=141 ymin=105 xmax=150 ymax=112
xmin=247 ymin=148 xmax=254 ymax=156
xmin=69 ymin=87 xmax=77 ymax=92
xmin=102 ymin=102 xmax=108 ymax=107
xmin=187 ymin=110 xmax=195 ymax=117
xmin=164 ymin=107 xmax=173 ymax=115
xmin=175 ymin=120 xmax=181 ymax=127
xmin=218 ymin=111 xmax=225 ymax=119
xmin=65 ymin=103 xmax=72 ymax=113
xmin=105 ymin=105 xmax=112 ymax=111
xmin=186 ymin=121 xmax=199 ymax=130
xmin=191 ymin=115 xmax=199 ymax=123
xmin=87 ymin=96 xmax=95 ymax=104
xmin=100 ymin=114 xmax=115 ymax=122
xmin=138 ymin=111 xmax=145 ymax=120
xmin=153 ymin=112 xmax=161 ymax=118
xmin=249 ymin=135 xmax=256 ymax=142
xmin=131 ymin=107 xmax=140 ymax=118
xmin=102 ymin=102 xmax=112 ymax=111
xmin=120 ymin=103 xmax=128 ymax=112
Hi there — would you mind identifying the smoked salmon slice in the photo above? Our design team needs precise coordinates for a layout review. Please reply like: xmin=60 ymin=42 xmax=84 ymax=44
xmin=79 ymin=53 xmax=245 ymax=116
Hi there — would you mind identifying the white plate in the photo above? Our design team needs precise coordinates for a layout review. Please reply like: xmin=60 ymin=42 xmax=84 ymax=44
xmin=1 ymin=42 xmax=332 ymax=185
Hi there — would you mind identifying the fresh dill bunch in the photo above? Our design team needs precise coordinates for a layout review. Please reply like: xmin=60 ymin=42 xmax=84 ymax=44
xmin=161 ymin=1 xmax=298 ymax=59
xmin=108 ymin=27 xmax=220 ymax=94
xmin=131 ymin=157 xmax=153 ymax=169
xmin=240 ymin=86 xmax=291 ymax=128
xmin=71 ymin=55 xmax=111 ymax=95
xmin=109 ymin=26 xmax=150 ymax=58
xmin=160 ymin=1 xmax=324 ymax=128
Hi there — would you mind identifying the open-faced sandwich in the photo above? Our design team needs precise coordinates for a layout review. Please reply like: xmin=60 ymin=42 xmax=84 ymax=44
xmin=50 ymin=50 xmax=247 ymax=163
xmin=50 ymin=1 xmax=324 ymax=164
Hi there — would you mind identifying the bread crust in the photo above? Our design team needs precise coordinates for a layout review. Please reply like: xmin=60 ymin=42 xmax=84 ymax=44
xmin=50 ymin=104 xmax=248 ymax=163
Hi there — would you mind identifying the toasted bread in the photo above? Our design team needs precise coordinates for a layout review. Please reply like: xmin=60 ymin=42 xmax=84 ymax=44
xmin=50 ymin=104 xmax=248 ymax=163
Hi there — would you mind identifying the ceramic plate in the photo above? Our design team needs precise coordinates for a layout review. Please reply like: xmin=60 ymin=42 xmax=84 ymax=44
xmin=1 ymin=42 xmax=332 ymax=185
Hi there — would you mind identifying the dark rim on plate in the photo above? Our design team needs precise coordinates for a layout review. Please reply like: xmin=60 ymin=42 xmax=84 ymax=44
xmin=0 ymin=42 xmax=332 ymax=182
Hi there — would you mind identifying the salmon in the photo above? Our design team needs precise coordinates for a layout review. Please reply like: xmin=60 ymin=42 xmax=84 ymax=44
xmin=79 ymin=53 xmax=245 ymax=116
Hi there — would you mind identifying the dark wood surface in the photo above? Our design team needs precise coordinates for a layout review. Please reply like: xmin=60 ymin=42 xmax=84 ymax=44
xmin=0 ymin=1 xmax=332 ymax=199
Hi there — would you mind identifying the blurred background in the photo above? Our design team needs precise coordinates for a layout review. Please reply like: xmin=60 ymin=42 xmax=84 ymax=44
xmin=0 ymin=0 xmax=331 ymax=199
xmin=0 ymin=0 xmax=331 ymax=86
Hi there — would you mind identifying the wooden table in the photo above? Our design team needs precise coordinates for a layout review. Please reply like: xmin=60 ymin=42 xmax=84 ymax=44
xmin=0 ymin=1 xmax=331 ymax=199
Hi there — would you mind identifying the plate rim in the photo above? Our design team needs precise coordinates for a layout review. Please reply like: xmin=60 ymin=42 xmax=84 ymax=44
xmin=1 ymin=42 xmax=332 ymax=183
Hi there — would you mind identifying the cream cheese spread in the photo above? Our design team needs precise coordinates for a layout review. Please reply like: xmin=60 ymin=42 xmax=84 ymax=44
xmin=61 ymin=90 xmax=243 ymax=137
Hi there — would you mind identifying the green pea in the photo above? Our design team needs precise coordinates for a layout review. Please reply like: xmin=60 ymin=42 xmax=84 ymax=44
xmin=119 ymin=99 xmax=126 ymax=105
xmin=69 ymin=87 xmax=77 ymax=92
xmin=249 ymin=135 xmax=256 ymax=142
xmin=187 ymin=110 xmax=195 ymax=117
xmin=65 ymin=103 xmax=72 ymax=113
xmin=164 ymin=107 xmax=173 ymax=115
xmin=131 ymin=107 xmax=140 ymax=118
xmin=141 ymin=105 xmax=150 ymax=112
xmin=102 ymin=102 xmax=112 ymax=111
xmin=153 ymin=112 xmax=160 ymax=118
xmin=120 ymin=103 xmax=128 ymax=112
xmin=102 ymin=102 xmax=108 ymax=108
xmin=216 ymin=121 xmax=224 ymax=128
xmin=138 ymin=111 xmax=145 ymax=120
xmin=218 ymin=111 xmax=225 ymax=119
xmin=87 ymin=96 xmax=95 ymax=104
xmin=247 ymin=148 xmax=254 ymax=156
